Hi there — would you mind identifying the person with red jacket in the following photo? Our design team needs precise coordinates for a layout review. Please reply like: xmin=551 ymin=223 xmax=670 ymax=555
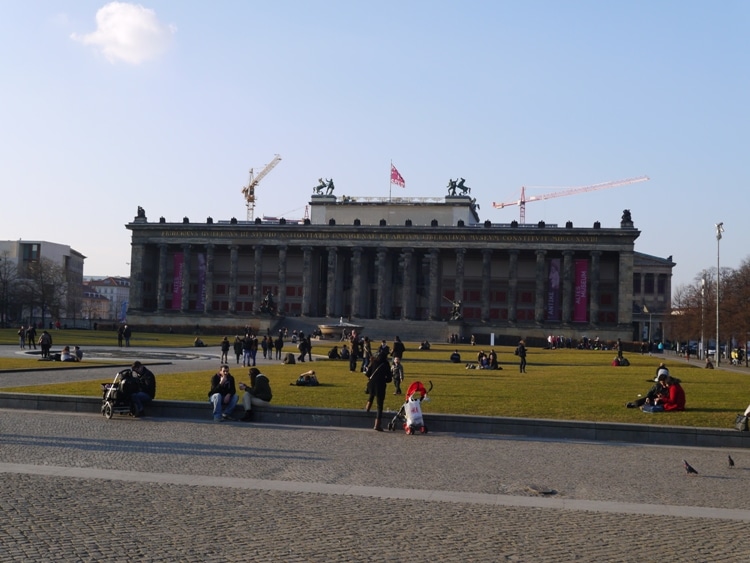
xmin=660 ymin=376 xmax=686 ymax=411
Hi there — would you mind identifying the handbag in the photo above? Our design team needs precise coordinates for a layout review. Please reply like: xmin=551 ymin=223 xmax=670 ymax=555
xmin=735 ymin=414 xmax=748 ymax=431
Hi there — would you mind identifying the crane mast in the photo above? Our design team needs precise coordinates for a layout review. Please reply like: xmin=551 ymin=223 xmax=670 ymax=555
xmin=492 ymin=175 xmax=649 ymax=224
xmin=242 ymin=154 xmax=282 ymax=221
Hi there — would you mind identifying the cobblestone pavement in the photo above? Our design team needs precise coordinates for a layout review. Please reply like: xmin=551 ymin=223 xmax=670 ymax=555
xmin=2 ymin=409 xmax=750 ymax=561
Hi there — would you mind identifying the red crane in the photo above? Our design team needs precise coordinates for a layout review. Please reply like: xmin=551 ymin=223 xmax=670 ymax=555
xmin=492 ymin=175 xmax=649 ymax=224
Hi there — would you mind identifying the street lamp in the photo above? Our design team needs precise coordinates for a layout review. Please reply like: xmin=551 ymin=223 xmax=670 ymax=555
xmin=716 ymin=222 xmax=724 ymax=366
xmin=700 ymin=275 xmax=705 ymax=360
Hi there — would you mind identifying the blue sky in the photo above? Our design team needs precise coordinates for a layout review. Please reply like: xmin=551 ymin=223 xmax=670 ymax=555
xmin=1 ymin=1 xmax=748 ymax=289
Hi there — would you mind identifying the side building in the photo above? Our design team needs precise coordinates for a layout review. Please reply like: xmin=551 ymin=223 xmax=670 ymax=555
xmin=0 ymin=239 xmax=86 ymax=326
xmin=125 ymin=197 xmax=675 ymax=345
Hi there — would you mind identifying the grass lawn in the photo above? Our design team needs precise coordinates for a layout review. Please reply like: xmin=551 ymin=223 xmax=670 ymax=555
xmin=1 ymin=332 xmax=746 ymax=429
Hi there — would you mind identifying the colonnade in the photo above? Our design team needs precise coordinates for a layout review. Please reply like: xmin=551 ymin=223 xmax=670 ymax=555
xmin=128 ymin=241 xmax=630 ymax=327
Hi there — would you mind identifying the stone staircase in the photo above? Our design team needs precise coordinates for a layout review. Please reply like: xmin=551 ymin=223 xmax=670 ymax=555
xmin=269 ymin=317 xmax=451 ymax=344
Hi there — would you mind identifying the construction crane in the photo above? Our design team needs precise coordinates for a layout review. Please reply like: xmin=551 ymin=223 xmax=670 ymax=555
xmin=241 ymin=154 xmax=282 ymax=221
xmin=492 ymin=175 xmax=649 ymax=224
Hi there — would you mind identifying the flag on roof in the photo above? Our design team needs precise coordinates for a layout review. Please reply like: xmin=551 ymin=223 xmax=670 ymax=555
xmin=390 ymin=164 xmax=405 ymax=188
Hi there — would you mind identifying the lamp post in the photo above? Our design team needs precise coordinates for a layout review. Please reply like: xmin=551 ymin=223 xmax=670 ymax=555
xmin=716 ymin=222 xmax=724 ymax=366
xmin=700 ymin=275 xmax=705 ymax=360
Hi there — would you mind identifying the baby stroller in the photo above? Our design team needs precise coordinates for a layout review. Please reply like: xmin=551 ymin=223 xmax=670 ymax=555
xmin=387 ymin=381 xmax=432 ymax=434
xmin=101 ymin=368 xmax=137 ymax=419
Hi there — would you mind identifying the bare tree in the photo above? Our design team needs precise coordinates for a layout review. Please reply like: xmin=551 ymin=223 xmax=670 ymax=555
xmin=0 ymin=251 xmax=19 ymax=327
xmin=18 ymin=258 xmax=68 ymax=328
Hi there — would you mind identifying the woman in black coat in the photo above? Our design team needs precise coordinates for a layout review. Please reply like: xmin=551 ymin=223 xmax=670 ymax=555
xmin=365 ymin=350 xmax=390 ymax=431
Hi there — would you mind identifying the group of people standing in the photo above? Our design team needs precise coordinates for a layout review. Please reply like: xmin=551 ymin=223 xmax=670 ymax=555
xmin=17 ymin=325 xmax=38 ymax=349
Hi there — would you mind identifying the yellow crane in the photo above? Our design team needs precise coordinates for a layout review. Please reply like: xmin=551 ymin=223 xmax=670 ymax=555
xmin=241 ymin=154 xmax=282 ymax=221
xmin=492 ymin=175 xmax=649 ymax=224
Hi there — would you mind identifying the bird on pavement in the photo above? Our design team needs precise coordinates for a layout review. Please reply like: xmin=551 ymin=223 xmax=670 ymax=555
xmin=728 ymin=454 xmax=735 ymax=468
xmin=683 ymin=460 xmax=698 ymax=474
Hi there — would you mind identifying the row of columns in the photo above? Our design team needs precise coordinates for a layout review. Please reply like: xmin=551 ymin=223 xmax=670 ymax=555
xmin=132 ymin=242 xmax=612 ymax=325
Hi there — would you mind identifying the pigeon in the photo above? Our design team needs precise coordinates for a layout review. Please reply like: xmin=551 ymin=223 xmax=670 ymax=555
xmin=728 ymin=455 xmax=735 ymax=468
xmin=683 ymin=460 xmax=698 ymax=474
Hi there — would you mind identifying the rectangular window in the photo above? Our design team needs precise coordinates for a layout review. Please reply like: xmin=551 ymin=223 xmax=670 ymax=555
xmin=657 ymin=274 xmax=667 ymax=295
xmin=644 ymin=274 xmax=655 ymax=294
xmin=215 ymin=284 xmax=226 ymax=295
xmin=238 ymin=285 xmax=249 ymax=295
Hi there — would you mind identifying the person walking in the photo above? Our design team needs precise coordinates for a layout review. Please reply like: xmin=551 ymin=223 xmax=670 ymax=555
xmin=391 ymin=356 xmax=404 ymax=395
xmin=365 ymin=350 xmax=391 ymax=431
xmin=26 ymin=325 xmax=37 ymax=349
xmin=233 ymin=336 xmax=243 ymax=365
xmin=220 ymin=336 xmax=230 ymax=364
xmin=18 ymin=326 xmax=25 ymax=349
xmin=516 ymin=340 xmax=527 ymax=373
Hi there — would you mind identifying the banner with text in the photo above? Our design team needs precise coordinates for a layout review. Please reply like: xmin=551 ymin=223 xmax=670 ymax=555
xmin=546 ymin=258 xmax=561 ymax=321
xmin=573 ymin=259 xmax=589 ymax=323
xmin=172 ymin=252 xmax=184 ymax=310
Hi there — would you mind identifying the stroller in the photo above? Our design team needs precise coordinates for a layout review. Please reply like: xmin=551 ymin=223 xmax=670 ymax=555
xmin=387 ymin=381 xmax=432 ymax=434
xmin=101 ymin=369 xmax=138 ymax=419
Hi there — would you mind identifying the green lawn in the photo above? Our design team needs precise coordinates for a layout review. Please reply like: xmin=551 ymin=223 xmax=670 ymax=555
xmin=1 ymin=333 xmax=745 ymax=429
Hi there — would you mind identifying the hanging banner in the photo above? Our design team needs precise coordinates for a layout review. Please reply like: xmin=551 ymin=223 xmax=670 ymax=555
xmin=573 ymin=259 xmax=589 ymax=323
xmin=196 ymin=252 xmax=206 ymax=311
xmin=547 ymin=258 xmax=561 ymax=321
xmin=172 ymin=252 xmax=184 ymax=310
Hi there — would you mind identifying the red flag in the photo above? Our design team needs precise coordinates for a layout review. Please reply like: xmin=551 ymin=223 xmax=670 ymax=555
xmin=390 ymin=164 xmax=405 ymax=188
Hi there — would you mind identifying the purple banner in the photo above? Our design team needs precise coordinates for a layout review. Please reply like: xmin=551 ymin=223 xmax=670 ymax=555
xmin=547 ymin=258 xmax=561 ymax=321
xmin=172 ymin=252 xmax=184 ymax=310
xmin=573 ymin=259 xmax=589 ymax=323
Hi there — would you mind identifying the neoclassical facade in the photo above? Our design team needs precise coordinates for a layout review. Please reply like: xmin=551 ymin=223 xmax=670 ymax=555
xmin=125 ymin=197 xmax=673 ymax=341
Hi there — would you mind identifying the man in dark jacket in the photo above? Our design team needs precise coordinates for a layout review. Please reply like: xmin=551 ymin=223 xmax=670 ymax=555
xmin=239 ymin=367 xmax=273 ymax=422
xmin=130 ymin=361 xmax=156 ymax=417
xmin=208 ymin=365 xmax=238 ymax=422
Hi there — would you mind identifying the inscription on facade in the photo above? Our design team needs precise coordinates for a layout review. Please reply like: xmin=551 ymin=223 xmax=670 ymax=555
xmin=157 ymin=230 xmax=600 ymax=244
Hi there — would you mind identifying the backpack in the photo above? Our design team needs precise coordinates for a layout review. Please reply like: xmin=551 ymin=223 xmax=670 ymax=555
xmin=514 ymin=346 xmax=520 ymax=356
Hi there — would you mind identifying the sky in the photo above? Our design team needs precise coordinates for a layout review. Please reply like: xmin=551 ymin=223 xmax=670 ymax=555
xmin=1 ymin=1 xmax=748 ymax=289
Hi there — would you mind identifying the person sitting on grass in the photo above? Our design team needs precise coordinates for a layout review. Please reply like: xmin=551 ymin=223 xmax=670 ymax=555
xmin=60 ymin=346 xmax=77 ymax=362
xmin=450 ymin=350 xmax=461 ymax=363
xmin=340 ymin=344 xmax=350 ymax=360
xmin=642 ymin=375 xmax=685 ymax=412
xmin=626 ymin=371 xmax=667 ymax=409
xmin=328 ymin=346 xmax=340 ymax=360
xmin=293 ymin=370 xmax=319 ymax=386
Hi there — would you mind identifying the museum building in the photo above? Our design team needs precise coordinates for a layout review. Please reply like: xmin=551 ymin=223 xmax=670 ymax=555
xmin=125 ymin=195 xmax=674 ymax=342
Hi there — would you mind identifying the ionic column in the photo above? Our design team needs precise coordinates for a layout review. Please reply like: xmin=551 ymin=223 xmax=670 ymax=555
xmin=128 ymin=243 xmax=145 ymax=310
xmin=561 ymin=250 xmax=574 ymax=324
xmin=350 ymin=247 xmax=362 ymax=318
xmin=180 ymin=244 xmax=191 ymax=312
xmin=428 ymin=249 xmax=440 ymax=320
xmin=481 ymin=249 xmax=492 ymax=322
xmin=401 ymin=248 xmax=414 ymax=320
xmin=326 ymin=246 xmax=338 ymax=317
xmin=277 ymin=245 xmax=287 ymax=315
xmin=228 ymin=245 xmax=239 ymax=314
xmin=454 ymin=248 xmax=466 ymax=306
xmin=508 ymin=250 xmax=519 ymax=323
xmin=376 ymin=247 xmax=388 ymax=319
xmin=203 ymin=244 xmax=214 ymax=314
xmin=590 ymin=251 xmax=601 ymax=326
xmin=253 ymin=245 xmax=264 ymax=313
xmin=301 ymin=246 xmax=312 ymax=316
xmin=156 ymin=243 xmax=167 ymax=312
xmin=534 ymin=250 xmax=547 ymax=324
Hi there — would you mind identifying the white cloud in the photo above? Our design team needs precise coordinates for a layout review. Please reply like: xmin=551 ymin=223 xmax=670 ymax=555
xmin=71 ymin=2 xmax=176 ymax=64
